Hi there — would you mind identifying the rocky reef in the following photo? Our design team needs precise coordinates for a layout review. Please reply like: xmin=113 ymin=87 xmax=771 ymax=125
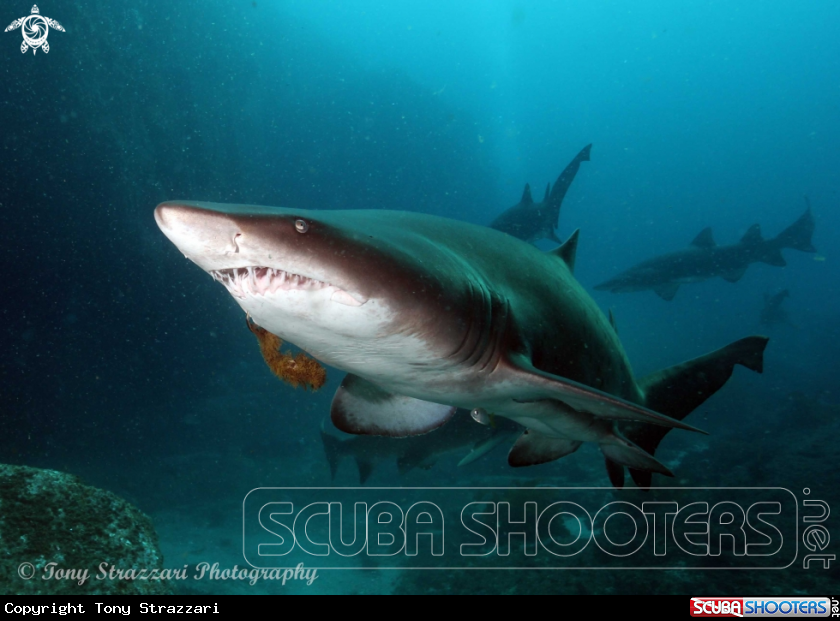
xmin=0 ymin=464 xmax=171 ymax=595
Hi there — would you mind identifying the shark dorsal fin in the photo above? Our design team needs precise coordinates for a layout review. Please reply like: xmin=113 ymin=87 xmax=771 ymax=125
xmin=549 ymin=228 xmax=580 ymax=273
xmin=542 ymin=183 xmax=550 ymax=203
xmin=741 ymin=224 xmax=763 ymax=245
xmin=690 ymin=227 xmax=716 ymax=249
xmin=520 ymin=183 xmax=533 ymax=205
xmin=608 ymin=309 xmax=618 ymax=335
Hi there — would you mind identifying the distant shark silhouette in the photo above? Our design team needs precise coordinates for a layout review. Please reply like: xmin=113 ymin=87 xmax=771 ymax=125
xmin=596 ymin=204 xmax=816 ymax=301
xmin=761 ymin=289 xmax=793 ymax=327
xmin=156 ymin=200 xmax=769 ymax=487
xmin=320 ymin=411 xmax=519 ymax=484
xmin=490 ymin=144 xmax=591 ymax=244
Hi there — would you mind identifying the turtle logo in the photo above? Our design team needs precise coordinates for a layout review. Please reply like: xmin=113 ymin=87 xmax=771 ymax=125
xmin=5 ymin=5 xmax=64 ymax=55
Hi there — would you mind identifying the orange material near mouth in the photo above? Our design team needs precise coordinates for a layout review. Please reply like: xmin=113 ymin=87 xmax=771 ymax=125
xmin=246 ymin=317 xmax=327 ymax=391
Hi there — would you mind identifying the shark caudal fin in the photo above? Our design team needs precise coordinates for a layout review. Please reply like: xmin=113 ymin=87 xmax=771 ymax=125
xmin=608 ymin=336 xmax=769 ymax=489
xmin=320 ymin=419 xmax=344 ymax=481
xmin=545 ymin=144 xmax=593 ymax=218
xmin=773 ymin=201 xmax=816 ymax=253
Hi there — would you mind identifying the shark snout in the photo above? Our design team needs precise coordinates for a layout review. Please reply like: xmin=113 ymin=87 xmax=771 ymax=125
xmin=154 ymin=201 xmax=370 ymax=306
xmin=154 ymin=201 xmax=244 ymax=270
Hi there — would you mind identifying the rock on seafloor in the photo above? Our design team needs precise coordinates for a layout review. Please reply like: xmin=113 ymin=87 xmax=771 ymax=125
xmin=0 ymin=463 xmax=171 ymax=595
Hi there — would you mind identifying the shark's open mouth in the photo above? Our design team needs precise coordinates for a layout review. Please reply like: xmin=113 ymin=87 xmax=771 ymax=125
xmin=210 ymin=267 xmax=363 ymax=306
xmin=211 ymin=267 xmax=329 ymax=298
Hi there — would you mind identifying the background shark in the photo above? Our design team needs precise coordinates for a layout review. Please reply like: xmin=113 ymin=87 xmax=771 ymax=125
xmin=320 ymin=410 xmax=520 ymax=484
xmin=489 ymin=144 xmax=591 ymax=244
xmin=155 ymin=201 xmax=768 ymax=486
xmin=596 ymin=204 xmax=816 ymax=301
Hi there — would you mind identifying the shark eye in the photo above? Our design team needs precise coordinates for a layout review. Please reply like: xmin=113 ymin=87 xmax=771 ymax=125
xmin=294 ymin=219 xmax=309 ymax=234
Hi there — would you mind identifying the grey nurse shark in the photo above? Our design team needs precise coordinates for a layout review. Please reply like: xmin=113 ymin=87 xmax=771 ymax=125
xmin=596 ymin=203 xmax=816 ymax=301
xmin=489 ymin=144 xmax=591 ymax=244
xmin=155 ymin=201 xmax=768 ymax=487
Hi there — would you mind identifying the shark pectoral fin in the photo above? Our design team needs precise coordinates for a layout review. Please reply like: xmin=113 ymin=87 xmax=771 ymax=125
xmin=653 ymin=283 xmax=680 ymax=301
xmin=508 ymin=430 xmax=581 ymax=467
xmin=721 ymin=266 xmax=748 ymax=282
xmin=457 ymin=431 xmax=517 ymax=467
xmin=330 ymin=373 xmax=456 ymax=437
xmin=508 ymin=355 xmax=706 ymax=433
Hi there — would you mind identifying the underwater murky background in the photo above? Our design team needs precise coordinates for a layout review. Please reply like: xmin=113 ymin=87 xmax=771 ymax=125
xmin=1 ymin=0 xmax=837 ymax=594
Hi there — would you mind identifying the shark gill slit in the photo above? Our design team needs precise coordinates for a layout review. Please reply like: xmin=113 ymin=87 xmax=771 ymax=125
xmin=446 ymin=280 xmax=503 ymax=372
xmin=478 ymin=296 xmax=512 ymax=373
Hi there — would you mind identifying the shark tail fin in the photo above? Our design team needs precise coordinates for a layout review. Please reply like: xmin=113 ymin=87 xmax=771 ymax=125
xmin=618 ymin=336 xmax=769 ymax=489
xmin=545 ymin=144 xmax=592 ymax=212
xmin=320 ymin=418 xmax=344 ymax=482
xmin=773 ymin=202 xmax=816 ymax=253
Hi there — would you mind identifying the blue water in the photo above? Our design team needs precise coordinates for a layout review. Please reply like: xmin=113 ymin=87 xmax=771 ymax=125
xmin=1 ymin=0 xmax=837 ymax=594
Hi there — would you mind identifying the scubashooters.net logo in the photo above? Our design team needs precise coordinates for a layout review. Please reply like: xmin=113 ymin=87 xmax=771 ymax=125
xmin=5 ymin=5 xmax=64 ymax=55
xmin=690 ymin=597 xmax=833 ymax=617
xmin=242 ymin=487 xmax=834 ymax=570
